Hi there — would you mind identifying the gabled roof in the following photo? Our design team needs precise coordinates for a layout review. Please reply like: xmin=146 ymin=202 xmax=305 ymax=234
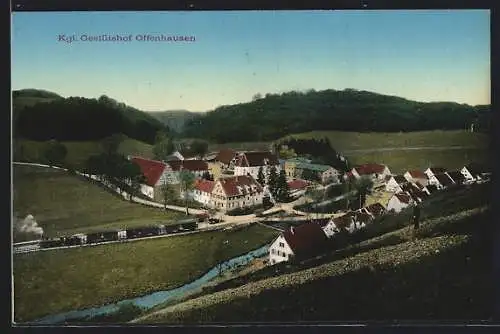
xmin=194 ymin=179 xmax=215 ymax=193
xmin=167 ymin=160 xmax=208 ymax=172
xmin=401 ymin=183 xmax=428 ymax=202
xmin=287 ymin=179 xmax=309 ymax=190
xmin=217 ymin=175 xmax=263 ymax=197
xmin=309 ymin=218 xmax=330 ymax=228
xmin=332 ymin=211 xmax=356 ymax=229
xmin=365 ymin=203 xmax=386 ymax=217
xmin=282 ymin=223 xmax=328 ymax=255
xmin=424 ymin=184 xmax=439 ymax=194
xmin=394 ymin=192 xmax=413 ymax=204
xmin=215 ymin=148 xmax=238 ymax=165
xmin=236 ymin=151 xmax=279 ymax=167
xmin=130 ymin=156 xmax=167 ymax=187
xmin=354 ymin=164 xmax=387 ymax=175
xmin=446 ymin=171 xmax=466 ymax=184
xmin=393 ymin=175 xmax=408 ymax=185
xmin=434 ymin=173 xmax=455 ymax=187
xmin=354 ymin=212 xmax=373 ymax=224
xmin=427 ymin=167 xmax=447 ymax=175
xmin=406 ymin=170 xmax=427 ymax=179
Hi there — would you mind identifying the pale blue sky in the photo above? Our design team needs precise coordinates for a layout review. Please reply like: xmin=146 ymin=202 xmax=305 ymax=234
xmin=11 ymin=10 xmax=490 ymax=111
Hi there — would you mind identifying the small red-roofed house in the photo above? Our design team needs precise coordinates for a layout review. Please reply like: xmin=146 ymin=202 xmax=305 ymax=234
xmin=386 ymin=192 xmax=414 ymax=213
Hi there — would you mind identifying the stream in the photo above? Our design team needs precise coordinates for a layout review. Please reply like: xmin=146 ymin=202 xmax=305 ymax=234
xmin=29 ymin=244 xmax=270 ymax=324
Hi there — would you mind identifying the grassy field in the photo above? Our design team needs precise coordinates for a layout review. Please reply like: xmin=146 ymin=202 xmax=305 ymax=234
xmin=282 ymin=130 xmax=489 ymax=151
xmin=13 ymin=165 xmax=186 ymax=238
xmin=15 ymin=137 xmax=153 ymax=169
xmin=136 ymin=205 xmax=491 ymax=323
xmin=13 ymin=224 xmax=278 ymax=322
xmin=345 ymin=147 xmax=490 ymax=174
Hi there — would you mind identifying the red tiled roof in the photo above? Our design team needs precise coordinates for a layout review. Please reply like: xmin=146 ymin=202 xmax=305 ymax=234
xmin=401 ymin=183 xmax=428 ymax=201
xmin=168 ymin=160 xmax=208 ymax=172
xmin=236 ymin=151 xmax=279 ymax=167
xmin=394 ymin=192 xmax=413 ymax=204
xmin=218 ymin=175 xmax=263 ymax=197
xmin=332 ymin=211 xmax=356 ymax=229
xmin=130 ymin=156 xmax=167 ymax=187
xmin=354 ymin=164 xmax=387 ymax=175
xmin=215 ymin=148 xmax=238 ymax=165
xmin=365 ymin=203 xmax=386 ymax=217
xmin=283 ymin=223 xmax=328 ymax=255
xmin=194 ymin=179 xmax=215 ymax=193
xmin=287 ymin=179 xmax=309 ymax=190
xmin=407 ymin=170 xmax=427 ymax=179
xmin=355 ymin=212 xmax=373 ymax=224
xmin=310 ymin=218 xmax=330 ymax=228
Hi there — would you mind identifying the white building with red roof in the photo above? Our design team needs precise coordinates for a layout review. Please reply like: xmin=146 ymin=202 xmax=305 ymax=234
xmin=287 ymin=179 xmax=309 ymax=198
xmin=350 ymin=163 xmax=391 ymax=182
xmin=386 ymin=192 xmax=414 ymax=213
xmin=192 ymin=179 xmax=215 ymax=206
xmin=234 ymin=151 xmax=280 ymax=182
xmin=404 ymin=169 xmax=429 ymax=187
xmin=191 ymin=175 xmax=264 ymax=211
xmin=269 ymin=223 xmax=328 ymax=265
xmin=130 ymin=156 xmax=169 ymax=199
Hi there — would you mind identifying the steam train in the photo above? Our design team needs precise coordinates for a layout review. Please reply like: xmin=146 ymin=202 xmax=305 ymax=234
xmin=38 ymin=218 xmax=198 ymax=249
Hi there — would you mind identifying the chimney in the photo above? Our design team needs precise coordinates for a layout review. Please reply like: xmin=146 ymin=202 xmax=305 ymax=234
xmin=290 ymin=226 xmax=295 ymax=234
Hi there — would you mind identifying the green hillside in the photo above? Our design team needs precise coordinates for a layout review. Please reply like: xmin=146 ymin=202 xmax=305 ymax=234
xmin=13 ymin=89 xmax=169 ymax=144
xmin=14 ymin=137 xmax=153 ymax=170
xmin=182 ymin=89 xmax=491 ymax=143
xmin=13 ymin=164 xmax=184 ymax=239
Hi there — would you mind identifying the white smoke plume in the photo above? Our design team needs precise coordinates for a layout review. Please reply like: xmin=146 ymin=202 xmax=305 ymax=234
xmin=14 ymin=214 xmax=44 ymax=236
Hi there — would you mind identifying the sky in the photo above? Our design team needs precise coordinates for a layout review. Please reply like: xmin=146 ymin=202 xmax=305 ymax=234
xmin=11 ymin=10 xmax=490 ymax=111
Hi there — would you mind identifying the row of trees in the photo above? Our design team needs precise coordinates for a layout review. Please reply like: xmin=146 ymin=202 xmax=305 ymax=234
xmin=83 ymin=134 xmax=146 ymax=199
xmin=152 ymin=130 xmax=210 ymax=161
xmin=257 ymin=166 xmax=290 ymax=203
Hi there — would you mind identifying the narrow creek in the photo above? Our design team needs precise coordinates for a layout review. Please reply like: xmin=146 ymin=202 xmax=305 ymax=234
xmin=29 ymin=244 xmax=270 ymax=324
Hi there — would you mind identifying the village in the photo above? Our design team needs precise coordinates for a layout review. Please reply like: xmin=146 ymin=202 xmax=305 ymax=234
xmin=126 ymin=144 xmax=491 ymax=267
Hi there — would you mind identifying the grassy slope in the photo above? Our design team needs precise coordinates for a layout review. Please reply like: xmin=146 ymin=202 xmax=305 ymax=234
xmin=13 ymin=224 xmax=278 ymax=322
xmin=135 ymin=183 xmax=492 ymax=323
xmin=137 ymin=207 xmax=491 ymax=323
xmin=13 ymin=165 xmax=184 ymax=238
xmin=280 ymin=130 xmax=490 ymax=174
xmin=15 ymin=137 xmax=153 ymax=169
xmin=283 ymin=130 xmax=489 ymax=151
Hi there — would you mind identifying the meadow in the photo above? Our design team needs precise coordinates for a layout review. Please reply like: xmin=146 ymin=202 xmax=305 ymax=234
xmin=13 ymin=165 xmax=186 ymax=238
xmin=13 ymin=224 xmax=278 ymax=322
xmin=15 ymin=137 xmax=154 ymax=170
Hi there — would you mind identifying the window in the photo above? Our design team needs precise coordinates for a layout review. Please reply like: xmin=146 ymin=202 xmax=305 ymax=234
xmin=271 ymin=249 xmax=275 ymax=254
xmin=279 ymin=242 xmax=284 ymax=248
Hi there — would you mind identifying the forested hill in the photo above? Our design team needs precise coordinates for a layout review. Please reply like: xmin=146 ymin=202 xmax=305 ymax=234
xmin=13 ymin=90 xmax=169 ymax=144
xmin=182 ymin=89 xmax=492 ymax=143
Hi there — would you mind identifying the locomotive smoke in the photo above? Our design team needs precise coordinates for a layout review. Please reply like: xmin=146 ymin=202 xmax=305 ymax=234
xmin=15 ymin=214 xmax=44 ymax=236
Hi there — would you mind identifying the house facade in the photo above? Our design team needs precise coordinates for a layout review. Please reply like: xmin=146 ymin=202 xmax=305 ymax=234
xmin=287 ymin=179 xmax=309 ymax=198
xmin=424 ymin=167 xmax=447 ymax=182
xmin=268 ymin=234 xmax=295 ymax=265
xmin=268 ymin=223 xmax=328 ymax=265
xmin=192 ymin=179 xmax=215 ymax=206
xmin=351 ymin=164 xmax=391 ymax=182
xmin=460 ymin=164 xmax=489 ymax=184
xmin=385 ymin=175 xmax=409 ymax=193
xmin=386 ymin=192 xmax=414 ymax=213
xmin=284 ymin=157 xmax=312 ymax=179
xmin=192 ymin=175 xmax=264 ymax=211
xmin=234 ymin=151 xmax=280 ymax=182
xmin=165 ymin=160 xmax=210 ymax=184
xmin=404 ymin=170 xmax=429 ymax=187
xmin=130 ymin=156 xmax=168 ymax=199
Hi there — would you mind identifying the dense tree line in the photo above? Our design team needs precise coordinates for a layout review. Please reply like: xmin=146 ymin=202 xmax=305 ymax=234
xmin=182 ymin=89 xmax=491 ymax=142
xmin=13 ymin=93 xmax=169 ymax=144
xmin=281 ymin=137 xmax=349 ymax=172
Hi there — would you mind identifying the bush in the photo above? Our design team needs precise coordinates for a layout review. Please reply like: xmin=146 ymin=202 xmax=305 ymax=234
xmin=226 ymin=204 xmax=266 ymax=216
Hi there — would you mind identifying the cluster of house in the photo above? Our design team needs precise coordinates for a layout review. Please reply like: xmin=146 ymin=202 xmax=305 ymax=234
xmin=268 ymin=162 xmax=490 ymax=265
xmin=129 ymin=147 xmax=343 ymax=212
